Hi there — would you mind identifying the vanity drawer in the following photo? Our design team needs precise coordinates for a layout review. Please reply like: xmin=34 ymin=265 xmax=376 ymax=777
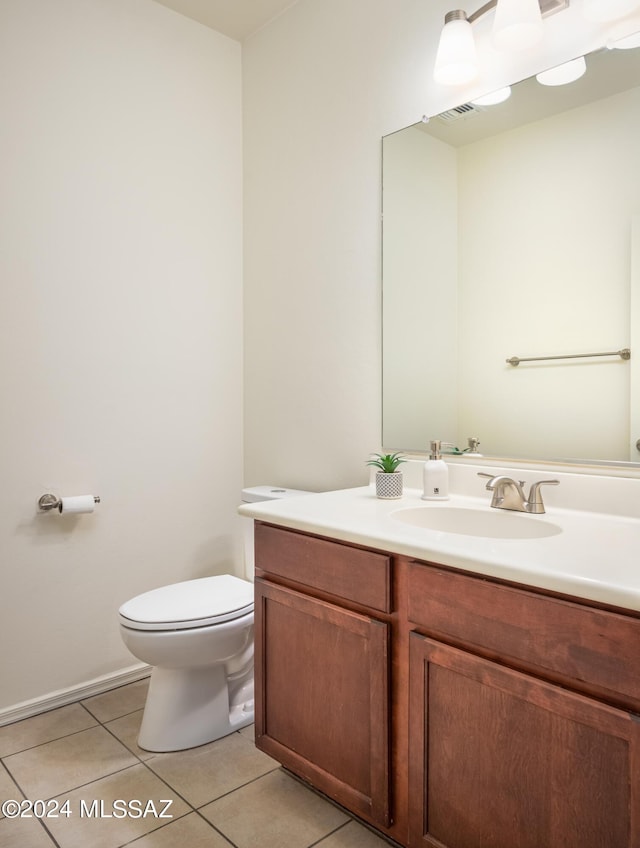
xmin=255 ymin=523 xmax=392 ymax=613
xmin=407 ymin=561 xmax=640 ymax=706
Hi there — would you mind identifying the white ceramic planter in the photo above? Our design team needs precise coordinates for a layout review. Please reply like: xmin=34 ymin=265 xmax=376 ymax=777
xmin=375 ymin=471 xmax=403 ymax=499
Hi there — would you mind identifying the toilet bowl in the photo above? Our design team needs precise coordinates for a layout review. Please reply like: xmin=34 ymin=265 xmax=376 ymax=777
xmin=118 ymin=486 xmax=311 ymax=752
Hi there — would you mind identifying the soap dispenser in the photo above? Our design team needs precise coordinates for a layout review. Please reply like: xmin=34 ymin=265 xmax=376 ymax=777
xmin=422 ymin=440 xmax=449 ymax=501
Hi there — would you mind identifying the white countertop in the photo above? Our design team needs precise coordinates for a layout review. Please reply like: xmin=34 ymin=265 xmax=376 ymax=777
xmin=239 ymin=478 xmax=640 ymax=613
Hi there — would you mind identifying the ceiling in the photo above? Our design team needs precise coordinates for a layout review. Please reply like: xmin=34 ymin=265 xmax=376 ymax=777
xmin=151 ymin=0 xmax=298 ymax=41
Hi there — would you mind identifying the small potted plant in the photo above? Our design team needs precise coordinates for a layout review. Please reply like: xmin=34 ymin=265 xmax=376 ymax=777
xmin=367 ymin=452 xmax=406 ymax=499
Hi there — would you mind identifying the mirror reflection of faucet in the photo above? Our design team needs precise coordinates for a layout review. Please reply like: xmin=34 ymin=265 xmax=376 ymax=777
xmin=465 ymin=437 xmax=482 ymax=456
xmin=478 ymin=473 xmax=559 ymax=514
xmin=441 ymin=437 xmax=482 ymax=457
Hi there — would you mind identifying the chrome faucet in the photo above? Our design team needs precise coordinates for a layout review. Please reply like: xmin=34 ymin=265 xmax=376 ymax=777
xmin=478 ymin=473 xmax=559 ymax=514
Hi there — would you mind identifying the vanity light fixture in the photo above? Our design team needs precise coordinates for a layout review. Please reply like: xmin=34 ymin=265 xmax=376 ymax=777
xmin=434 ymin=0 xmax=640 ymax=88
xmin=434 ymin=0 xmax=569 ymax=86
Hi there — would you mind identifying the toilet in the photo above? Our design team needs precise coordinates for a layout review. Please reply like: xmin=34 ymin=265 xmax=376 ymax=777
xmin=118 ymin=486 xmax=311 ymax=752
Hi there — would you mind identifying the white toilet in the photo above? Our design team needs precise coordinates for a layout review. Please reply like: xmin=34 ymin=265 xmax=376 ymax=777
xmin=118 ymin=486 xmax=310 ymax=752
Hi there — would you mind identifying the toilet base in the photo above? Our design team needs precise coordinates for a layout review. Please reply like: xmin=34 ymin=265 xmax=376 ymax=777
xmin=138 ymin=665 xmax=254 ymax=752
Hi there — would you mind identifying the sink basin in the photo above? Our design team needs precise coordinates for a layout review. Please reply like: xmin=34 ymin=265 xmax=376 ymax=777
xmin=391 ymin=506 xmax=562 ymax=539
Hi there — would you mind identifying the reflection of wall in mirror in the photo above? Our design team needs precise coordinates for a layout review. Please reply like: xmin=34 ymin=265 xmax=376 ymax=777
xmin=384 ymin=85 xmax=640 ymax=461
xmin=382 ymin=127 xmax=458 ymax=449
xmin=458 ymin=85 xmax=638 ymax=461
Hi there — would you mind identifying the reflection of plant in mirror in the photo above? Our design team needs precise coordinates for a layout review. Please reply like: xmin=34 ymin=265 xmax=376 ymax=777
xmin=366 ymin=452 xmax=406 ymax=473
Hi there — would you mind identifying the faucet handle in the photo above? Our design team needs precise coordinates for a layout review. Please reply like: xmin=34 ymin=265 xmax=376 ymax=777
xmin=526 ymin=479 xmax=560 ymax=514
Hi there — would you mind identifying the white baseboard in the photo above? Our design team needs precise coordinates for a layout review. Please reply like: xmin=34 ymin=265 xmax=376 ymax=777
xmin=0 ymin=664 xmax=152 ymax=727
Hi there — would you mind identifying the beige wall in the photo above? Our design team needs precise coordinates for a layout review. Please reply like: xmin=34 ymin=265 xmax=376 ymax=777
xmin=0 ymin=0 xmax=243 ymax=715
xmin=242 ymin=0 xmax=619 ymax=490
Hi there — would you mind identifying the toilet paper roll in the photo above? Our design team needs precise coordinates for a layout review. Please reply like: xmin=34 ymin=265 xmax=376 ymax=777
xmin=58 ymin=495 xmax=96 ymax=514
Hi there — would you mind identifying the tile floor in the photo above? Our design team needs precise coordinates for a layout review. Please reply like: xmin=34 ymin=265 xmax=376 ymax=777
xmin=0 ymin=679 xmax=392 ymax=848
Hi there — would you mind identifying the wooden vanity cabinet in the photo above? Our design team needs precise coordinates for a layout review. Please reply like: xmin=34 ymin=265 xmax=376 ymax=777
xmin=407 ymin=562 xmax=640 ymax=848
xmin=253 ymin=522 xmax=640 ymax=848
xmin=253 ymin=522 xmax=393 ymax=829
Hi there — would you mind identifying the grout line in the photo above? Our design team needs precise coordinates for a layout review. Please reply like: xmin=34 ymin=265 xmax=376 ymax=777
xmin=77 ymin=700 xmax=103 ymax=722
xmin=139 ymin=754 xmax=281 ymax=812
xmin=32 ymin=813 xmax=65 ymax=848
xmin=0 ymin=760 xmax=63 ymax=848
xmin=192 ymin=763 xmax=282 ymax=809
xmin=0 ymin=721 xmax=102 ymax=760
xmin=0 ymin=757 xmax=20 ymax=788
xmin=50 ymin=760 xmax=152 ymax=800
xmin=22 ymin=817 xmax=63 ymax=848
xmin=79 ymin=681 xmax=150 ymax=724
xmin=4 ymin=760 xmax=146 ymax=805
xmin=1 ymin=760 xmax=30 ymax=799
xmin=99 ymin=715 xmax=153 ymax=765
xmin=82 ymin=704 xmax=148 ymax=724
xmin=136 ymin=759 xmax=197 ymax=811
xmin=307 ymin=819 xmax=353 ymax=847
xmin=192 ymin=808 xmax=240 ymax=848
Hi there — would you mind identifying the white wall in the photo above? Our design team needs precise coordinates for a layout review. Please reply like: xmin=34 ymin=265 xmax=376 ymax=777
xmin=243 ymin=0 xmax=627 ymax=490
xmin=0 ymin=0 xmax=243 ymax=714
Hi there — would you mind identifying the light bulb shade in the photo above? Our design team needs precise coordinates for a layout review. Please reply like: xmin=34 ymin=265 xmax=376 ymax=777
xmin=536 ymin=56 xmax=586 ymax=86
xmin=493 ymin=0 xmax=544 ymax=51
xmin=434 ymin=12 xmax=478 ymax=86
xmin=583 ymin=0 xmax=640 ymax=23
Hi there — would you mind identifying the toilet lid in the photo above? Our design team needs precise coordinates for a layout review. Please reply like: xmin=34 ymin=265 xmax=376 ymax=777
xmin=118 ymin=574 xmax=254 ymax=631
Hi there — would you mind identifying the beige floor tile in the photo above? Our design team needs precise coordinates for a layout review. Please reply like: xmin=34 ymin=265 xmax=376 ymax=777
xmin=0 ymin=704 xmax=97 ymax=757
xmin=0 ymin=814 xmax=57 ymax=847
xmin=237 ymin=723 xmax=255 ymax=742
xmin=81 ymin=679 xmax=150 ymax=723
xmin=200 ymin=768 xmax=350 ymax=848
xmin=146 ymin=730 xmax=277 ymax=808
xmin=4 ymin=725 xmax=138 ymax=799
xmin=0 ymin=764 xmax=23 ymax=819
xmin=43 ymin=763 xmax=190 ymax=848
xmin=129 ymin=812 xmax=234 ymax=847
xmin=315 ymin=820 xmax=393 ymax=847
xmin=105 ymin=710 xmax=155 ymax=761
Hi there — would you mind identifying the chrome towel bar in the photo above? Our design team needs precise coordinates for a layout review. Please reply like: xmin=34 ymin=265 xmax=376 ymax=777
xmin=506 ymin=348 xmax=630 ymax=367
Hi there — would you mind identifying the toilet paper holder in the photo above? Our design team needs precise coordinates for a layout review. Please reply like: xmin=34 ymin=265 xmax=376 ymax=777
xmin=38 ymin=493 xmax=101 ymax=512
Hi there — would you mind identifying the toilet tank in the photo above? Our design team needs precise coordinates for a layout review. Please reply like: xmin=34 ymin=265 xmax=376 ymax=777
xmin=240 ymin=486 xmax=313 ymax=581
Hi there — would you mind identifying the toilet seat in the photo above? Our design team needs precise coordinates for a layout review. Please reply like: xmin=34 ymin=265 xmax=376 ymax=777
xmin=119 ymin=574 xmax=254 ymax=632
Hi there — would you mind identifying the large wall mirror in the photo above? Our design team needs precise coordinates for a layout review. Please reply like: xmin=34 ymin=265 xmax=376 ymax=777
xmin=382 ymin=46 xmax=640 ymax=466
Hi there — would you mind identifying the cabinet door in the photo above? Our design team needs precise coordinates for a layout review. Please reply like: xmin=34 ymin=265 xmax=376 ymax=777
xmin=255 ymin=578 xmax=390 ymax=827
xmin=408 ymin=633 xmax=640 ymax=848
